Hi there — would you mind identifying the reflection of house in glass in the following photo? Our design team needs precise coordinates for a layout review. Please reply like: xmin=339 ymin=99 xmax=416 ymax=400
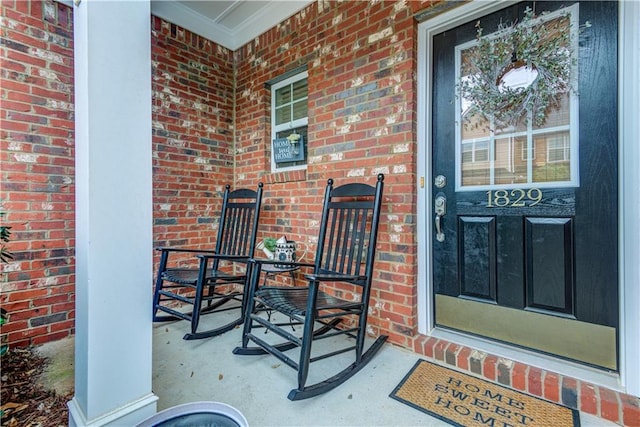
xmin=457 ymin=11 xmax=575 ymax=189
xmin=460 ymin=90 xmax=572 ymax=188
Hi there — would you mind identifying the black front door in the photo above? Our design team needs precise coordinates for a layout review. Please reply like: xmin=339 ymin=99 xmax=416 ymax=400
xmin=432 ymin=1 xmax=618 ymax=370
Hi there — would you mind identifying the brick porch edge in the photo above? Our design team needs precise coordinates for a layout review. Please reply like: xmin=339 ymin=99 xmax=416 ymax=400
xmin=412 ymin=336 xmax=640 ymax=426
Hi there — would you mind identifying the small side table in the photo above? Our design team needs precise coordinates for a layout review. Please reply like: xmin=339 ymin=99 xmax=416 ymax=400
xmin=260 ymin=263 xmax=299 ymax=287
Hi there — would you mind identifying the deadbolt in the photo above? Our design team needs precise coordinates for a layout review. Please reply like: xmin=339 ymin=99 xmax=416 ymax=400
xmin=434 ymin=175 xmax=446 ymax=188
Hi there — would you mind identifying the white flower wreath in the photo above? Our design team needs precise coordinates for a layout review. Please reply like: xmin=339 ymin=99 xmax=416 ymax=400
xmin=458 ymin=7 xmax=579 ymax=130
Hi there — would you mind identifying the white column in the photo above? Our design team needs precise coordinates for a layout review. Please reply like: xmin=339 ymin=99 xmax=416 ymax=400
xmin=69 ymin=1 xmax=157 ymax=425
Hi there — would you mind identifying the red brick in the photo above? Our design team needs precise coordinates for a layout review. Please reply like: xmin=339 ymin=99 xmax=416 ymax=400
xmin=50 ymin=319 xmax=74 ymax=333
xmin=433 ymin=339 xmax=447 ymax=361
xmin=600 ymin=387 xmax=620 ymax=423
xmin=456 ymin=346 xmax=471 ymax=371
xmin=0 ymin=319 xmax=29 ymax=334
xmin=511 ymin=362 xmax=528 ymax=391
xmin=483 ymin=355 xmax=498 ymax=381
xmin=543 ymin=372 xmax=560 ymax=403
xmin=8 ymin=288 xmax=49 ymax=302
xmin=8 ymin=325 xmax=48 ymax=341
xmin=445 ymin=343 xmax=459 ymax=366
xmin=31 ymin=331 xmax=70 ymax=345
xmin=621 ymin=393 xmax=640 ymax=427
xmin=580 ymin=382 xmax=598 ymax=415
xmin=422 ymin=336 xmax=437 ymax=358
xmin=2 ymin=0 xmax=75 ymax=347
xmin=0 ymin=1 xmax=516 ymax=388
xmin=33 ymin=294 xmax=70 ymax=307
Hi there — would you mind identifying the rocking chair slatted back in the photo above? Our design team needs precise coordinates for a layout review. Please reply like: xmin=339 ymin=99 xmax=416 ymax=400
xmin=319 ymin=199 xmax=376 ymax=280
xmin=217 ymin=190 xmax=261 ymax=257
xmin=234 ymin=174 xmax=386 ymax=400
xmin=152 ymin=183 xmax=263 ymax=340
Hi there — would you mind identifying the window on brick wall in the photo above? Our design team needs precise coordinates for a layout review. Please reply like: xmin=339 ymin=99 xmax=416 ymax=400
xmin=271 ymin=71 xmax=308 ymax=172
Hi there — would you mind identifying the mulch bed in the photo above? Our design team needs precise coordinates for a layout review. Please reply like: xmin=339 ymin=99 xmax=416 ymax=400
xmin=1 ymin=347 xmax=73 ymax=426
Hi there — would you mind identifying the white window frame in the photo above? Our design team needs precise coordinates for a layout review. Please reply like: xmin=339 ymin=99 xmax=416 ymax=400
xmin=462 ymin=139 xmax=490 ymax=163
xmin=270 ymin=71 xmax=308 ymax=173
xmin=546 ymin=133 xmax=571 ymax=163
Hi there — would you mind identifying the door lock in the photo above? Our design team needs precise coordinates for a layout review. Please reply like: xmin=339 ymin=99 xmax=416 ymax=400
xmin=434 ymin=194 xmax=446 ymax=242
xmin=434 ymin=175 xmax=446 ymax=189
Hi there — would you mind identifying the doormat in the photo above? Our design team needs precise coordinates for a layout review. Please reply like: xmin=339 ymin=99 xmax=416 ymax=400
xmin=390 ymin=360 xmax=580 ymax=427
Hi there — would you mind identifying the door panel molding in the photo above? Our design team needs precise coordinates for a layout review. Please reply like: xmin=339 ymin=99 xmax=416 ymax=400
xmin=458 ymin=216 xmax=496 ymax=301
xmin=525 ymin=217 xmax=574 ymax=315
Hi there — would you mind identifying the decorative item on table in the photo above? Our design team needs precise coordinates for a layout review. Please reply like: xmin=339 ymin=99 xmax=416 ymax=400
xmin=256 ymin=237 xmax=276 ymax=259
xmin=275 ymin=236 xmax=296 ymax=268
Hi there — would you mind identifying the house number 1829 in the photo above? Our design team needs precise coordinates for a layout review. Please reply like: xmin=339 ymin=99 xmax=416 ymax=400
xmin=486 ymin=188 xmax=542 ymax=208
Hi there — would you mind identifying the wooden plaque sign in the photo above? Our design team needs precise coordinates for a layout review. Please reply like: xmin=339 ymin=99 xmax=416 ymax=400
xmin=273 ymin=137 xmax=304 ymax=163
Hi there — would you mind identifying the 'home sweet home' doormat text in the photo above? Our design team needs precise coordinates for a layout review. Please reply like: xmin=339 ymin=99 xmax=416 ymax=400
xmin=390 ymin=360 xmax=579 ymax=426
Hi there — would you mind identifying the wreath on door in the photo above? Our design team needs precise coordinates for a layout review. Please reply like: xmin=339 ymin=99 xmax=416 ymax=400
xmin=458 ymin=7 xmax=582 ymax=130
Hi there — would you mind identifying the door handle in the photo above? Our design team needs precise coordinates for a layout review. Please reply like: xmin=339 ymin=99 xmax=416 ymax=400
xmin=435 ymin=194 xmax=446 ymax=242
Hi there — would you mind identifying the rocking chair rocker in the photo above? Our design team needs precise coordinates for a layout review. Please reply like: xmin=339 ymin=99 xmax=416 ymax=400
xmin=153 ymin=184 xmax=263 ymax=340
xmin=233 ymin=175 xmax=386 ymax=400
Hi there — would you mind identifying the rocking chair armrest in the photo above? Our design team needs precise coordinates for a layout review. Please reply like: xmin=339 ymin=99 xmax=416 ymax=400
xmin=304 ymin=272 xmax=367 ymax=282
xmin=248 ymin=258 xmax=315 ymax=269
xmin=155 ymin=247 xmax=218 ymax=255
xmin=196 ymin=254 xmax=250 ymax=262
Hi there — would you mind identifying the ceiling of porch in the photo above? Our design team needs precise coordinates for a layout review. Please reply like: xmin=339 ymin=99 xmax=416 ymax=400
xmin=150 ymin=0 xmax=314 ymax=51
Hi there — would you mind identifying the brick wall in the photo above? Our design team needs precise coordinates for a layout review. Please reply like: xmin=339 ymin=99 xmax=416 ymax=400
xmin=234 ymin=0 xmax=421 ymax=347
xmin=0 ymin=3 xmax=237 ymax=347
xmin=1 ymin=0 xmax=75 ymax=346
xmin=1 ymin=0 xmax=425 ymax=351
xmin=0 ymin=0 xmax=427 ymax=352
xmin=2 ymin=3 xmax=638 ymax=425
xmin=151 ymin=16 xmax=235 ymax=259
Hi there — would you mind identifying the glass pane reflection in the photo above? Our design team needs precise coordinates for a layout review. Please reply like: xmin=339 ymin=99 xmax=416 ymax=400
xmin=456 ymin=11 xmax=575 ymax=189
xmin=275 ymin=105 xmax=290 ymax=125
xmin=275 ymin=85 xmax=291 ymax=107
xmin=494 ymin=137 xmax=529 ymax=185
xmin=533 ymin=131 xmax=571 ymax=182
xmin=461 ymin=140 xmax=490 ymax=186
xmin=292 ymin=100 xmax=306 ymax=121
xmin=292 ymin=79 xmax=308 ymax=100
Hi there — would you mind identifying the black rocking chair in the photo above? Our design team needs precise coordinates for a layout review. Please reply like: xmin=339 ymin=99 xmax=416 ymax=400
xmin=153 ymin=184 xmax=263 ymax=340
xmin=233 ymin=174 xmax=386 ymax=400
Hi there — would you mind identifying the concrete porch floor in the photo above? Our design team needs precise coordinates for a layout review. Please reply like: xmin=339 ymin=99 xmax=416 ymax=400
xmin=40 ymin=311 xmax=617 ymax=426
xmin=151 ymin=310 xmax=439 ymax=426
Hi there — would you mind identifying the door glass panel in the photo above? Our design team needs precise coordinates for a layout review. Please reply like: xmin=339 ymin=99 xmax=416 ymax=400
xmin=456 ymin=8 xmax=577 ymax=191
